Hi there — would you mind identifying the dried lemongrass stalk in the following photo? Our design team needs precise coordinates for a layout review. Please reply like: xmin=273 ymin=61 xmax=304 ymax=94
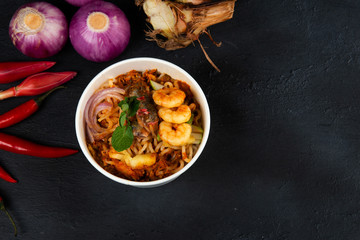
xmin=136 ymin=0 xmax=236 ymax=71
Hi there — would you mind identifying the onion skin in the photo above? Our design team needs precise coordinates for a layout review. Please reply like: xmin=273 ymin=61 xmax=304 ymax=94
xmin=65 ymin=0 xmax=99 ymax=7
xmin=9 ymin=2 xmax=68 ymax=59
xmin=69 ymin=1 xmax=131 ymax=62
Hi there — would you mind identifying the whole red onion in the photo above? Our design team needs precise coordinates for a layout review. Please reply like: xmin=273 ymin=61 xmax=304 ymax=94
xmin=65 ymin=0 xmax=99 ymax=7
xmin=9 ymin=2 xmax=68 ymax=58
xmin=69 ymin=1 xmax=131 ymax=62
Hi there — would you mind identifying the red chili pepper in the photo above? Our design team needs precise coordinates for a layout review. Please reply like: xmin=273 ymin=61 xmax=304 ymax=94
xmin=0 ymin=165 xmax=17 ymax=183
xmin=137 ymin=108 xmax=149 ymax=115
xmin=0 ymin=71 xmax=77 ymax=100
xmin=0 ymin=195 xmax=17 ymax=236
xmin=0 ymin=61 xmax=55 ymax=84
xmin=0 ymin=132 xmax=78 ymax=158
xmin=136 ymin=96 xmax=145 ymax=101
xmin=0 ymin=86 xmax=64 ymax=129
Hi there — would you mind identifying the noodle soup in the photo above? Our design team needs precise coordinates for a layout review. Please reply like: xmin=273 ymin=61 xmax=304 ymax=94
xmin=84 ymin=69 xmax=204 ymax=182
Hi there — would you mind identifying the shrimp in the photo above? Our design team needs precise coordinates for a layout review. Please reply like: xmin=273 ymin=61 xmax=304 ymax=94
xmin=159 ymin=121 xmax=192 ymax=146
xmin=152 ymin=87 xmax=186 ymax=108
xmin=158 ymin=105 xmax=191 ymax=124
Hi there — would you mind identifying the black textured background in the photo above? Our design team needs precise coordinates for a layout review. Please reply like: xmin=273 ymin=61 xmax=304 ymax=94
xmin=0 ymin=0 xmax=360 ymax=239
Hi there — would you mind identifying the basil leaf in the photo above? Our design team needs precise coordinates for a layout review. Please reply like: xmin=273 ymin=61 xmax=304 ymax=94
xmin=111 ymin=126 xmax=134 ymax=152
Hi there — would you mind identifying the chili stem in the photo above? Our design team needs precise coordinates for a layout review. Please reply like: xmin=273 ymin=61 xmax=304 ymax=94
xmin=35 ymin=85 xmax=65 ymax=105
xmin=0 ymin=201 xmax=17 ymax=236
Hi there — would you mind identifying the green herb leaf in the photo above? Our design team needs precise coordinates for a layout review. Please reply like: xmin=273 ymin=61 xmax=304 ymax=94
xmin=111 ymin=126 xmax=134 ymax=152
xmin=120 ymin=112 xmax=127 ymax=127
xmin=118 ymin=98 xmax=127 ymax=107
xmin=128 ymin=96 xmax=140 ymax=117
xmin=112 ymin=96 xmax=141 ymax=151
xmin=120 ymin=103 xmax=129 ymax=112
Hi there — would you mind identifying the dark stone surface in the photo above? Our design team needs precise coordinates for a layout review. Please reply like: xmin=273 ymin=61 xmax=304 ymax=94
xmin=0 ymin=0 xmax=360 ymax=239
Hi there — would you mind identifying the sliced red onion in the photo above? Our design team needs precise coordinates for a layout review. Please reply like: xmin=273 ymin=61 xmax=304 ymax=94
xmin=9 ymin=2 xmax=68 ymax=58
xmin=84 ymin=87 xmax=125 ymax=142
xmin=94 ymin=101 xmax=113 ymax=115
xmin=65 ymin=0 xmax=99 ymax=7
xmin=69 ymin=1 xmax=131 ymax=62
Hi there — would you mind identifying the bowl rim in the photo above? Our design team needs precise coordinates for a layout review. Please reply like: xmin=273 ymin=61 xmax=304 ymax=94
xmin=75 ymin=57 xmax=210 ymax=187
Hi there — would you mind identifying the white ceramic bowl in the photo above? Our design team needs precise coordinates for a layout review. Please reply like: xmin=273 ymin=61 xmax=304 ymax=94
xmin=75 ymin=57 xmax=210 ymax=188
